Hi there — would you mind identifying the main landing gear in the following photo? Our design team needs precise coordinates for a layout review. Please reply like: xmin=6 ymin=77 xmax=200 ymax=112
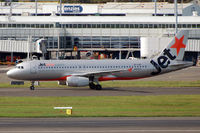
xmin=89 ymin=76 xmax=102 ymax=90
xmin=89 ymin=83 xmax=102 ymax=90
xmin=30 ymin=81 xmax=35 ymax=90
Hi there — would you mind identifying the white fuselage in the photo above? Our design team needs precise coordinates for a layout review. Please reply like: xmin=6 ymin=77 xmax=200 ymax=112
xmin=7 ymin=59 xmax=191 ymax=81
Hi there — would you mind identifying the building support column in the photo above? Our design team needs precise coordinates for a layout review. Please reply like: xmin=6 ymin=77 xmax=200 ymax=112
xmin=154 ymin=0 xmax=157 ymax=16
xmin=57 ymin=36 xmax=60 ymax=60
xmin=11 ymin=52 xmax=13 ymax=63
xmin=77 ymin=51 xmax=80 ymax=59
xmin=56 ymin=51 xmax=59 ymax=60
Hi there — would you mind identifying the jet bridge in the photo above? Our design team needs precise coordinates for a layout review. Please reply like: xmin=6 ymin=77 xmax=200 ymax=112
xmin=0 ymin=39 xmax=47 ymax=62
xmin=0 ymin=40 xmax=40 ymax=53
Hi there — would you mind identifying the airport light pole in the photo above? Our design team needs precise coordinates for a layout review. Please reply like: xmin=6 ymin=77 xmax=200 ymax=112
xmin=9 ymin=0 xmax=13 ymax=63
xmin=175 ymin=0 xmax=178 ymax=34
xmin=8 ymin=0 xmax=12 ymax=21
xmin=154 ymin=0 xmax=157 ymax=16
xmin=60 ymin=0 xmax=62 ymax=16
xmin=27 ymin=36 xmax=30 ymax=61
xmin=35 ymin=0 xmax=37 ymax=16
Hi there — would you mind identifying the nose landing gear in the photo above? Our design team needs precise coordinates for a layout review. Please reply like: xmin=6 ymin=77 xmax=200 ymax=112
xmin=30 ymin=81 xmax=35 ymax=90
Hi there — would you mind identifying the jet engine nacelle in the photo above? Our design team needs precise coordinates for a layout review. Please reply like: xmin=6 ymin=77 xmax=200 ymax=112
xmin=66 ymin=76 xmax=89 ymax=87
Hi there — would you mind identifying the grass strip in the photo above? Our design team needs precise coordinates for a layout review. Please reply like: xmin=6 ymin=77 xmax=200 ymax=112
xmin=0 ymin=95 xmax=200 ymax=117
xmin=0 ymin=80 xmax=200 ymax=88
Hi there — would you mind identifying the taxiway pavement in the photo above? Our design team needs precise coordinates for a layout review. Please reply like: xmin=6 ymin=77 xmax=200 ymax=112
xmin=0 ymin=87 xmax=200 ymax=96
xmin=0 ymin=117 xmax=200 ymax=133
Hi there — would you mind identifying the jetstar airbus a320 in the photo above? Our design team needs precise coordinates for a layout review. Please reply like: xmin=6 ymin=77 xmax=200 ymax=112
xmin=7 ymin=30 xmax=193 ymax=90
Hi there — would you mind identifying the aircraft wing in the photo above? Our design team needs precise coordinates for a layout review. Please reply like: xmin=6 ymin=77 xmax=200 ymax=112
xmin=72 ymin=68 xmax=132 ymax=78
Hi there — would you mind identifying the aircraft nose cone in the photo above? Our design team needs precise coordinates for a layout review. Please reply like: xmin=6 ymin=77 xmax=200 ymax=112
xmin=7 ymin=70 xmax=12 ymax=78
xmin=7 ymin=69 xmax=16 ymax=79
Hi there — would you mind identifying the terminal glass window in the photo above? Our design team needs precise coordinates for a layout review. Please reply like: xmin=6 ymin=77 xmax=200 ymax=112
xmin=111 ymin=42 xmax=120 ymax=48
xmin=182 ymin=24 xmax=186 ymax=28
xmin=161 ymin=24 xmax=166 ymax=28
xmin=111 ymin=37 xmax=120 ymax=41
xmin=106 ymin=24 xmax=110 ymax=28
xmin=22 ymin=24 xmax=25 ymax=28
xmin=120 ymin=24 xmax=124 ymax=28
xmin=31 ymin=24 xmax=35 ymax=28
xmin=102 ymin=41 xmax=110 ymax=48
xmin=92 ymin=24 xmax=96 ymax=28
xmin=26 ymin=24 xmax=30 ymax=28
xmin=73 ymin=24 xmax=78 ymax=28
xmin=17 ymin=24 xmax=21 ymax=28
xmin=82 ymin=24 xmax=87 ymax=28
xmin=97 ymin=24 xmax=101 ymax=28
xmin=66 ymin=36 xmax=140 ymax=49
xmin=116 ymin=24 xmax=120 ymax=28
xmin=144 ymin=24 xmax=148 ymax=28
xmin=78 ymin=24 xmax=82 ymax=28
xmin=187 ymin=24 xmax=191 ymax=28
xmin=82 ymin=36 xmax=91 ymax=41
xmin=8 ymin=24 xmax=12 ymax=28
xmin=130 ymin=24 xmax=134 ymax=28
xmin=111 ymin=24 xmax=115 ymax=28
xmin=45 ymin=24 xmax=49 ymax=28
xmin=92 ymin=36 xmax=101 ymax=41
xmin=102 ymin=24 xmax=106 ymax=28
xmin=125 ymin=24 xmax=129 ymax=28
xmin=87 ymin=24 xmax=91 ymax=28
xmin=192 ymin=24 xmax=197 ymax=28
xmin=149 ymin=24 xmax=153 ymax=28
xmin=41 ymin=24 xmax=45 ymax=28
xmin=102 ymin=36 xmax=110 ymax=41
xmin=36 ymin=24 xmax=40 ymax=28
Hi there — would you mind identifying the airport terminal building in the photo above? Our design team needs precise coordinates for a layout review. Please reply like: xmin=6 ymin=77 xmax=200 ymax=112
xmin=0 ymin=2 xmax=200 ymax=63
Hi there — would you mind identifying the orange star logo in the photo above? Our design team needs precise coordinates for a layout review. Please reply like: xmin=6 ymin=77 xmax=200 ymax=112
xmin=170 ymin=36 xmax=186 ymax=56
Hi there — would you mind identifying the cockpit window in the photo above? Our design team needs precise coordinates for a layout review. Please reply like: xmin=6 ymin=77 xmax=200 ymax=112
xmin=16 ymin=66 xmax=24 ymax=69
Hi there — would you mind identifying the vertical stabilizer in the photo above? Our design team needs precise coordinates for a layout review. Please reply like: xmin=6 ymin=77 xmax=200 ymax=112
xmin=150 ymin=30 xmax=190 ymax=75
xmin=157 ymin=30 xmax=189 ymax=61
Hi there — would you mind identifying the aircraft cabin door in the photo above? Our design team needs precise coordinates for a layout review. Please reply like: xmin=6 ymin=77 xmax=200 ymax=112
xmin=30 ymin=63 xmax=37 ymax=74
